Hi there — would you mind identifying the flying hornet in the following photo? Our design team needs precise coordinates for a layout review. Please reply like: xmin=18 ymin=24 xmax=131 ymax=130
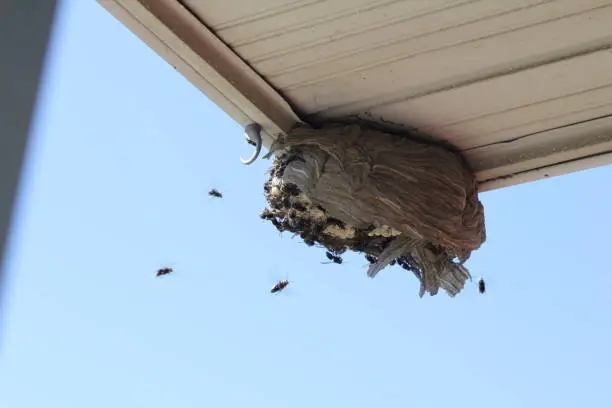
xmin=208 ymin=189 xmax=223 ymax=198
xmin=270 ymin=279 xmax=289 ymax=294
xmin=478 ymin=277 xmax=486 ymax=294
xmin=156 ymin=267 xmax=173 ymax=277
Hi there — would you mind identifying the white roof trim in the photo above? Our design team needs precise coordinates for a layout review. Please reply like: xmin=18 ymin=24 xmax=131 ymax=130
xmin=97 ymin=0 xmax=612 ymax=191
xmin=98 ymin=0 xmax=302 ymax=146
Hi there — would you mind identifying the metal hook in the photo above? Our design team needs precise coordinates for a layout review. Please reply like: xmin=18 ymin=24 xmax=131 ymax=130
xmin=240 ymin=123 xmax=262 ymax=165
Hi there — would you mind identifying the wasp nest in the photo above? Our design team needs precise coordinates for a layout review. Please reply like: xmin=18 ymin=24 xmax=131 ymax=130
xmin=261 ymin=123 xmax=486 ymax=297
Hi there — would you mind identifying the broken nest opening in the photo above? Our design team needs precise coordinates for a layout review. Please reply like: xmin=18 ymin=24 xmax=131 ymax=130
xmin=260 ymin=123 xmax=486 ymax=298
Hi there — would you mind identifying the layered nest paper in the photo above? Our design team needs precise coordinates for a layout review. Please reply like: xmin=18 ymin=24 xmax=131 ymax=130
xmin=260 ymin=123 xmax=486 ymax=297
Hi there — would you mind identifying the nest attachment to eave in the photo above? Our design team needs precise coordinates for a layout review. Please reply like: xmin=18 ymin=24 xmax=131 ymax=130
xmin=260 ymin=123 xmax=486 ymax=297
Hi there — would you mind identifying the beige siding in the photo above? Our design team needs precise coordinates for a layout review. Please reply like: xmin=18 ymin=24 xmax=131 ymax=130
xmin=100 ymin=0 xmax=612 ymax=190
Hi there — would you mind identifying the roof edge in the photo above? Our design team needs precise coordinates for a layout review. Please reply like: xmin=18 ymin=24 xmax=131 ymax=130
xmin=97 ymin=0 xmax=302 ymax=146
xmin=479 ymin=150 xmax=612 ymax=192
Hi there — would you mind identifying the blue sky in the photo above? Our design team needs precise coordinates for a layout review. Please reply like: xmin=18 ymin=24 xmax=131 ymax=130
xmin=1 ymin=1 xmax=611 ymax=407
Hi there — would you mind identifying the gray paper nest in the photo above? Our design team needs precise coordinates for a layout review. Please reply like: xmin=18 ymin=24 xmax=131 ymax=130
xmin=261 ymin=123 xmax=486 ymax=297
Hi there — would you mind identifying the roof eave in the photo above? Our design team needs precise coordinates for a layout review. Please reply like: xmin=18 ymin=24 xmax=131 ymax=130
xmin=97 ymin=0 xmax=302 ymax=148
